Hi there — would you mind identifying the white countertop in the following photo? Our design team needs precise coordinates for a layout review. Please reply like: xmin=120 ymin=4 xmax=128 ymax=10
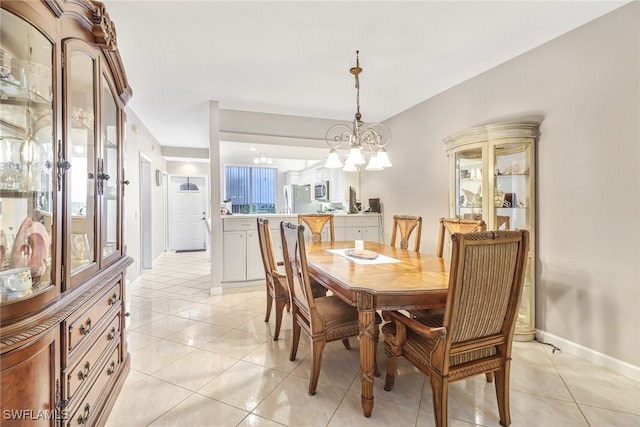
xmin=220 ymin=212 xmax=380 ymax=219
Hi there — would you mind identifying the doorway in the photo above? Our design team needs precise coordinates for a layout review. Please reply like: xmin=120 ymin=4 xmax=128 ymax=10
xmin=168 ymin=175 xmax=208 ymax=251
xmin=139 ymin=154 xmax=153 ymax=269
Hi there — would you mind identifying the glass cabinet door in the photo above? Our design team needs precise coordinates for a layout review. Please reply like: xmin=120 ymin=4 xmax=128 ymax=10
xmin=454 ymin=146 xmax=484 ymax=221
xmin=0 ymin=9 xmax=54 ymax=304
xmin=66 ymin=47 xmax=98 ymax=283
xmin=493 ymin=141 xmax=534 ymax=337
xmin=493 ymin=142 xmax=533 ymax=230
xmin=101 ymin=75 xmax=119 ymax=262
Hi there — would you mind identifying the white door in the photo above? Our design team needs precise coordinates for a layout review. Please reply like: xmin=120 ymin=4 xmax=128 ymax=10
xmin=168 ymin=175 xmax=208 ymax=251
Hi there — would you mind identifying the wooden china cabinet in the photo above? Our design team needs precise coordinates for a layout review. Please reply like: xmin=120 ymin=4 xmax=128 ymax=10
xmin=0 ymin=1 xmax=132 ymax=425
xmin=444 ymin=121 xmax=539 ymax=341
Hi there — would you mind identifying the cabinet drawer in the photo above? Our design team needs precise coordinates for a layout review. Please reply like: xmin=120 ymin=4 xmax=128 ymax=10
xmin=65 ymin=344 xmax=121 ymax=427
xmin=333 ymin=216 xmax=346 ymax=227
xmin=65 ymin=312 xmax=121 ymax=401
xmin=65 ymin=281 xmax=121 ymax=356
xmin=223 ymin=219 xmax=257 ymax=231
xmin=345 ymin=215 xmax=379 ymax=227
xmin=267 ymin=216 xmax=294 ymax=229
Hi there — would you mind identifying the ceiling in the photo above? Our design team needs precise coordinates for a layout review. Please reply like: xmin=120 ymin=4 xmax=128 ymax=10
xmin=103 ymin=1 xmax=629 ymax=161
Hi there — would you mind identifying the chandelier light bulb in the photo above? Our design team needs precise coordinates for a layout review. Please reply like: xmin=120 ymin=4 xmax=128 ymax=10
xmin=343 ymin=160 xmax=358 ymax=172
xmin=377 ymin=149 xmax=392 ymax=168
xmin=365 ymin=153 xmax=383 ymax=171
xmin=324 ymin=148 xmax=343 ymax=168
xmin=346 ymin=146 xmax=366 ymax=165
xmin=254 ymin=153 xmax=273 ymax=165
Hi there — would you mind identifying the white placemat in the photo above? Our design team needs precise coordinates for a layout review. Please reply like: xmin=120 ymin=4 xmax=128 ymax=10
xmin=327 ymin=248 xmax=401 ymax=265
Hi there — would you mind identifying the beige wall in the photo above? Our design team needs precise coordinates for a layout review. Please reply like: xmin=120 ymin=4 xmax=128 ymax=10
xmin=123 ymin=109 xmax=167 ymax=283
xmin=362 ymin=3 xmax=639 ymax=367
xmin=166 ymin=161 xmax=210 ymax=177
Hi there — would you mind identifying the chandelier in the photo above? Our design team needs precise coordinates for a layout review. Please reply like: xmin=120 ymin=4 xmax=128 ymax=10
xmin=253 ymin=153 xmax=273 ymax=165
xmin=324 ymin=51 xmax=391 ymax=171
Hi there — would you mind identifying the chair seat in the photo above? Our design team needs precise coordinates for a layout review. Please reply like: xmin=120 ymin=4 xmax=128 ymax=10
xmin=382 ymin=311 xmax=496 ymax=368
xmin=315 ymin=296 xmax=382 ymax=341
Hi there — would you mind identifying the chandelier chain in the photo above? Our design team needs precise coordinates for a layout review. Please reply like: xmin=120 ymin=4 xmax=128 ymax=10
xmin=351 ymin=50 xmax=362 ymax=121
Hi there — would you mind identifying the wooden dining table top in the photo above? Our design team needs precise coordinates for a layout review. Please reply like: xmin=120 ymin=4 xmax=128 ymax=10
xmin=305 ymin=241 xmax=450 ymax=310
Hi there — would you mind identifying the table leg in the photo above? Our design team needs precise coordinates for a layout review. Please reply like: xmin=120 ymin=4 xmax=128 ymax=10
xmin=357 ymin=292 xmax=376 ymax=417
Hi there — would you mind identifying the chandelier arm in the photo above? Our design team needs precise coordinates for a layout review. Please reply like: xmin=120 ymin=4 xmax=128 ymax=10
xmin=361 ymin=123 xmax=391 ymax=150
xmin=325 ymin=123 xmax=353 ymax=149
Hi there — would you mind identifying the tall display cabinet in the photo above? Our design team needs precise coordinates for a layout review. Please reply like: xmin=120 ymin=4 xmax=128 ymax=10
xmin=444 ymin=121 xmax=539 ymax=341
xmin=0 ymin=1 xmax=132 ymax=425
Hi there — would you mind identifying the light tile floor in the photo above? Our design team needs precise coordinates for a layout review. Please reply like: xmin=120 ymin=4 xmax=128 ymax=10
xmin=106 ymin=251 xmax=640 ymax=427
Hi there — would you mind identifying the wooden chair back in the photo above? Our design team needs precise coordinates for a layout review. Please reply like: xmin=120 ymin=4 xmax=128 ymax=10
xmin=257 ymin=217 xmax=278 ymax=275
xmin=256 ymin=217 xmax=289 ymax=340
xmin=390 ymin=215 xmax=422 ymax=251
xmin=444 ymin=230 xmax=529 ymax=361
xmin=281 ymin=221 xmax=320 ymax=333
xmin=436 ymin=217 xmax=486 ymax=257
xmin=298 ymin=213 xmax=335 ymax=243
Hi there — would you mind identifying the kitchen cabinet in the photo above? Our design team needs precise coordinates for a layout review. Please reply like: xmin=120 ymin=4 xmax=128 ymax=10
xmin=293 ymin=163 xmax=359 ymax=203
xmin=444 ymin=121 xmax=538 ymax=341
xmin=246 ymin=231 xmax=262 ymax=280
xmin=221 ymin=214 xmax=381 ymax=285
xmin=339 ymin=215 xmax=381 ymax=243
xmin=223 ymin=217 xmax=287 ymax=282
xmin=284 ymin=170 xmax=301 ymax=186
xmin=222 ymin=231 xmax=245 ymax=282
xmin=298 ymin=214 xmax=381 ymax=244
xmin=0 ymin=1 xmax=132 ymax=424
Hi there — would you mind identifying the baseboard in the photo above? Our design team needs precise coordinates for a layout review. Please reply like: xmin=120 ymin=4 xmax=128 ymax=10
xmin=221 ymin=279 xmax=264 ymax=289
xmin=536 ymin=329 xmax=640 ymax=381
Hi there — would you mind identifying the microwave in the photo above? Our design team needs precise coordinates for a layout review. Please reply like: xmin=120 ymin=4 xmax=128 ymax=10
xmin=314 ymin=181 xmax=329 ymax=201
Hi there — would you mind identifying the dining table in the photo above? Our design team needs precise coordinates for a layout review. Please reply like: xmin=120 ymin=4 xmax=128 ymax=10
xmin=305 ymin=240 xmax=450 ymax=418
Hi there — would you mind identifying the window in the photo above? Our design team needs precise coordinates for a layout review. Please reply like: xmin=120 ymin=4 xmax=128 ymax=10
xmin=224 ymin=165 xmax=276 ymax=214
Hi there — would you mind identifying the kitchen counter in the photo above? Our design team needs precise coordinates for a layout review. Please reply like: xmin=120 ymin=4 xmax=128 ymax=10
xmin=221 ymin=213 xmax=382 ymax=286
xmin=220 ymin=212 xmax=380 ymax=218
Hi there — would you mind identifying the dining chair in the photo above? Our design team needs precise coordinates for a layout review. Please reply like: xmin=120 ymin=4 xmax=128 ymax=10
xmin=382 ymin=230 xmax=529 ymax=427
xmin=256 ymin=217 xmax=289 ymax=340
xmin=298 ymin=213 xmax=335 ymax=243
xmin=280 ymin=221 xmax=380 ymax=395
xmin=390 ymin=215 xmax=422 ymax=251
xmin=436 ymin=217 xmax=486 ymax=257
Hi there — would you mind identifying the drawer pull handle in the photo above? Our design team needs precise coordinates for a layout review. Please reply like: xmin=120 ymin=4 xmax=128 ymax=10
xmin=79 ymin=318 xmax=92 ymax=335
xmin=107 ymin=327 xmax=117 ymax=341
xmin=106 ymin=360 xmax=116 ymax=376
xmin=77 ymin=361 xmax=90 ymax=381
xmin=108 ymin=293 xmax=118 ymax=305
xmin=77 ymin=403 xmax=90 ymax=425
